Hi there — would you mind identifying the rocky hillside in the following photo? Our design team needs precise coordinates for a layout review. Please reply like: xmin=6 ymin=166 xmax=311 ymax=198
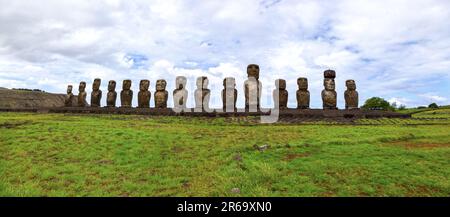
xmin=0 ymin=88 xmax=81 ymax=108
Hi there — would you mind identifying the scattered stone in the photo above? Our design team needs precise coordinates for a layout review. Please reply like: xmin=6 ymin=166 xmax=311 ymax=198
xmin=253 ymin=144 xmax=270 ymax=152
xmin=231 ymin=188 xmax=240 ymax=194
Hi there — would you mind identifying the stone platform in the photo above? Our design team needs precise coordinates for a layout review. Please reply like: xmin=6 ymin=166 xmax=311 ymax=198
xmin=0 ymin=107 xmax=411 ymax=120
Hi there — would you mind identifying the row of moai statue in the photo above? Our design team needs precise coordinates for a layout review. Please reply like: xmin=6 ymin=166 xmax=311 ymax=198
xmin=64 ymin=65 xmax=359 ymax=110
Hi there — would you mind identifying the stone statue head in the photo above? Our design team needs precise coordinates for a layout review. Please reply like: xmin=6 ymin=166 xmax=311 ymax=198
xmin=108 ymin=80 xmax=116 ymax=91
xmin=324 ymin=69 xmax=336 ymax=79
xmin=92 ymin=78 xmax=101 ymax=91
xmin=275 ymin=79 xmax=286 ymax=90
xmin=123 ymin=80 xmax=132 ymax=90
xmin=346 ymin=79 xmax=356 ymax=90
xmin=176 ymin=76 xmax=187 ymax=89
xmin=79 ymin=81 xmax=86 ymax=92
xmin=324 ymin=78 xmax=335 ymax=91
xmin=67 ymin=85 xmax=73 ymax=94
xmin=196 ymin=76 xmax=209 ymax=89
xmin=156 ymin=79 xmax=167 ymax=91
xmin=247 ymin=64 xmax=260 ymax=80
xmin=297 ymin=77 xmax=308 ymax=90
xmin=140 ymin=79 xmax=150 ymax=91
xmin=223 ymin=77 xmax=235 ymax=89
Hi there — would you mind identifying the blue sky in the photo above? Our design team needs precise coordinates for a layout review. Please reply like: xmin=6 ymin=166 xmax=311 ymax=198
xmin=0 ymin=0 xmax=449 ymax=108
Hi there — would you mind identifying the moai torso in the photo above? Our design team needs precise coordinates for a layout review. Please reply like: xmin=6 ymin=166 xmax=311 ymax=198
xmin=138 ymin=79 xmax=151 ymax=108
xmin=106 ymin=80 xmax=117 ymax=107
xmin=173 ymin=76 xmax=188 ymax=110
xmin=90 ymin=78 xmax=102 ymax=107
xmin=296 ymin=77 xmax=310 ymax=109
xmin=194 ymin=76 xmax=210 ymax=111
xmin=77 ymin=82 xmax=87 ymax=107
xmin=322 ymin=70 xmax=337 ymax=110
xmin=222 ymin=77 xmax=237 ymax=112
xmin=65 ymin=85 xmax=74 ymax=107
xmin=120 ymin=80 xmax=133 ymax=108
xmin=154 ymin=79 xmax=168 ymax=108
xmin=244 ymin=64 xmax=262 ymax=111
xmin=344 ymin=79 xmax=359 ymax=109
xmin=273 ymin=79 xmax=288 ymax=109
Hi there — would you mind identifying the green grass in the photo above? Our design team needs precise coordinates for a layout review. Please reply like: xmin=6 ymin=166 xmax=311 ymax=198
xmin=0 ymin=109 xmax=449 ymax=197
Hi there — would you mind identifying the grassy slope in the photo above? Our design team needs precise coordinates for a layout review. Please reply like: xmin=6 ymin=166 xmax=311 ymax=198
xmin=0 ymin=110 xmax=449 ymax=196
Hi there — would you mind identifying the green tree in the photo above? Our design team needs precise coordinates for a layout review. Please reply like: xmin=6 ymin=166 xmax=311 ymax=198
xmin=361 ymin=97 xmax=395 ymax=111
xmin=428 ymin=103 xmax=439 ymax=109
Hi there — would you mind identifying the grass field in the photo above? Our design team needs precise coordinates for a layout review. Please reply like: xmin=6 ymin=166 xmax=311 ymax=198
xmin=0 ymin=109 xmax=449 ymax=196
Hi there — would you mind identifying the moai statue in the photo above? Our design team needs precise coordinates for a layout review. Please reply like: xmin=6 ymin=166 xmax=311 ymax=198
xmin=120 ymin=80 xmax=133 ymax=108
xmin=194 ymin=76 xmax=211 ymax=111
xmin=273 ymin=79 xmax=288 ymax=109
xmin=222 ymin=77 xmax=237 ymax=112
xmin=321 ymin=70 xmax=337 ymax=110
xmin=244 ymin=64 xmax=262 ymax=111
xmin=106 ymin=80 xmax=117 ymax=107
xmin=77 ymin=81 xmax=87 ymax=107
xmin=154 ymin=79 xmax=168 ymax=108
xmin=90 ymin=78 xmax=102 ymax=107
xmin=296 ymin=77 xmax=310 ymax=109
xmin=138 ymin=79 xmax=151 ymax=108
xmin=65 ymin=85 xmax=74 ymax=107
xmin=173 ymin=76 xmax=188 ymax=110
xmin=344 ymin=79 xmax=359 ymax=109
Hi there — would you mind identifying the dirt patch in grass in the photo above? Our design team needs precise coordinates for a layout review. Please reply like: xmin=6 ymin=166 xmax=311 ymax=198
xmin=283 ymin=153 xmax=310 ymax=161
xmin=386 ymin=142 xmax=450 ymax=149
xmin=0 ymin=121 xmax=32 ymax=129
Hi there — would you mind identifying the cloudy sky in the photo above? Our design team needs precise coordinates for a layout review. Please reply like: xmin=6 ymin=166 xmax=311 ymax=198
xmin=0 ymin=0 xmax=449 ymax=108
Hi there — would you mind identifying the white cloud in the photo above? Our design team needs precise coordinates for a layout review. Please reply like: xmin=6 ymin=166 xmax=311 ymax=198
xmin=0 ymin=0 xmax=449 ymax=108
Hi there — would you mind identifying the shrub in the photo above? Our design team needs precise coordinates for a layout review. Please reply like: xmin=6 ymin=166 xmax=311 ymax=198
xmin=362 ymin=97 xmax=395 ymax=111
xmin=428 ymin=103 xmax=439 ymax=109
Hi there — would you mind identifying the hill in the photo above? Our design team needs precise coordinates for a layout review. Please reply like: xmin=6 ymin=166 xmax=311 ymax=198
xmin=0 ymin=88 xmax=79 ymax=108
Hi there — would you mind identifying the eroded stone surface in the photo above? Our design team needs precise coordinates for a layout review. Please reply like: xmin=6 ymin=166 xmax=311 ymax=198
xmin=296 ymin=77 xmax=310 ymax=109
xmin=90 ymin=78 xmax=102 ymax=107
xmin=154 ymin=79 xmax=168 ymax=108
xmin=65 ymin=85 xmax=73 ymax=107
xmin=106 ymin=80 xmax=117 ymax=107
xmin=244 ymin=64 xmax=262 ymax=111
xmin=138 ymin=79 xmax=151 ymax=108
xmin=322 ymin=70 xmax=337 ymax=110
xmin=120 ymin=80 xmax=133 ymax=108
xmin=273 ymin=79 xmax=288 ymax=109
xmin=78 ymin=81 xmax=87 ymax=107
xmin=222 ymin=77 xmax=237 ymax=111
xmin=194 ymin=76 xmax=210 ymax=111
xmin=345 ymin=79 xmax=359 ymax=109
xmin=173 ymin=76 xmax=188 ymax=110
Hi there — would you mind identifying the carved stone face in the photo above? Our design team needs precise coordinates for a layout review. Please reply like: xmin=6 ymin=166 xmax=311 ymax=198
xmin=156 ymin=79 xmax=167 ymax=91
xmin=108 ymin=80 xmax=116 ymax=91
xmin=140 ymin=80 xmax=150 ymax=91
xmin=123 ymin=80 xmax=131 ymax=90
xmin=223 ymin=77 xmax=235 ymax=88
xmin=92 ymin=79 xmax=101 ymax=91
xmin=275 ymin=79 xmax=286 ymax=90
xmin=346 ymin=80 xmax=356 ymax=90
xmin=67 ymin=85 xmax=73 ymax=94
xmin=247 ymin=64 xmax=260 ymax=80
xmin=297 ymin=77 xmax=308 ymax=90
xmin=324 ymin=78 xmax=335 ymax=91
xmin=176 ymin=76 xmax=187 ymax=89
xmin=79 ymin=82 xmax=86 ymax=92
xmin=196 ymin=76 xmax=208 ymax=89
